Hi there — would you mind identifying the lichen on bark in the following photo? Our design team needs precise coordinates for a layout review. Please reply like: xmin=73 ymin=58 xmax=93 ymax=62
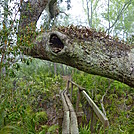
xmin=18 ymin=1 xmax=134 ymax=87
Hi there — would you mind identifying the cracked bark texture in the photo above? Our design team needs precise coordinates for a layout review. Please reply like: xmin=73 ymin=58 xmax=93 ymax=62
xmin=24 ymin=31 xmax=134 ymax=87
xmin=19 ymin=0 xmax=48 ymax=29
xmin=19 ymin=1 xmax=134 ymax=87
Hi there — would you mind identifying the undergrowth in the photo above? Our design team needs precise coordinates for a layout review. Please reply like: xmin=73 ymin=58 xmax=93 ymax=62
xmin=0 ymin=59 xmax=133 ymax=133
xmin=0 ymin=59 xmax=63 ymax=134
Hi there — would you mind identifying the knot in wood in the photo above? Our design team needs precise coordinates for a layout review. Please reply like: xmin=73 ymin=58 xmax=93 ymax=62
xmin=49 ymin=34 xmax=64 ymax=53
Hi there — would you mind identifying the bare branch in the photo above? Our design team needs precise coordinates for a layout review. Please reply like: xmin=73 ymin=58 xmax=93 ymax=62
xmin=106 ymin=0 xmax=132 ymax=33
xmin=100 ymin=82 xmax=111 ymax=116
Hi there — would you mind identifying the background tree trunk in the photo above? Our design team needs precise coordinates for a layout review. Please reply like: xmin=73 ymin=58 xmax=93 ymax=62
xmin=19 ymin=0 xmax=48 ymax=30
xmin=0 ymin=0 xmax=9 ymax=78
xmin=61 ymin=64 xmax=64 ymax=75
xmin=54 ymin=63 xmax=57 ymax=76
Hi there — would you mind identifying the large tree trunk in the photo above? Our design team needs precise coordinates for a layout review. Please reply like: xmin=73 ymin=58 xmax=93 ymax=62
xmin=23 ymin=29 xmax=134 ymax=87
xmin=19 ymin=0 xmax=48 ymax=29
xmin=19 ymin=1 xmax=134 ymax=87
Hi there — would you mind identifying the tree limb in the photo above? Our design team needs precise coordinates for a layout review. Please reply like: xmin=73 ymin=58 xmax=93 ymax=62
xmin=18 ymin=1 xmax=134 ymax=87
xmin=22 ymin=26 xmax=134 ymax=87
xmin=106 ymin=0 xmax=132 ymax=33
xmin=100 ymin=83 xmax=111 ymax=116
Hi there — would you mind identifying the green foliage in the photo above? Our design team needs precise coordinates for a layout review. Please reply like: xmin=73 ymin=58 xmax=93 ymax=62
xmin=0 ymin=59 xmax=133 ymax=134
xmin=0 ymin=0 xmax=21 ymax=76
xmin=47 ymin=124 xmax=59 ymax=133
xmin=79 ymin=125 xmax=91 ymax=134
xmin=0 ymin=126 xmax=22 ymax=134
xmin=39 ymin=124 xmax=59 ymax=134
xmin=73 ymin=70 xmax=134 ymax=133
xmin=102 ymin=0 xmax=134 ymax=37
xmin=0 ymin=59 xmax=64 ymax=134
xmin=0 ymin=1 xmax=134 ymax=134
xmin=35 ymin=111 xmax=48 ymax=125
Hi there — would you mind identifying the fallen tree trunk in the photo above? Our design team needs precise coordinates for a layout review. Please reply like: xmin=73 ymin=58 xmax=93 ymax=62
xmin=23 ymin=27 xmax=134 ymax=87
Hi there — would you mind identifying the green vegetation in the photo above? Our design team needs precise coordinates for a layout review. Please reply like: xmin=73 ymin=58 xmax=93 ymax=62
xmin=0 ymin=59 xmax=133 ymax=133
xmin=0 ymin=59 xmax=64 ymax=134
xmin=73 ymin=71 xmax=134 ymax=133
xmin=0 ymin=0 xmax=134 ymax=133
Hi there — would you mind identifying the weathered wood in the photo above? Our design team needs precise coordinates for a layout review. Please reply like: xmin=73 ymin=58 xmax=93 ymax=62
xmin=61 ymin=90 xmax=70 ymax=134
xmin=90 ymin=107 xmax=96 ymax=134
xmin=82 ymin=90 xmax=109 ymax=128
xmin=69 ymin=81 xmax=85 ymax=90
xmin=19 ymin=0 xmax=134 ymax=88
xmin=70 ymin=112 xmax=79 ymax=134
xmin=61 ymin=90 xmax=69 ymax=111
xmin=64 ymin=90 xmax=79 ymax=134
xmin=19 ymin=1 xmax=47 ymax=26
xmin=70 ymin=83 xmax=73 ymax=101
xmin=62 ymin=111 xmax=70 ymax=134
xmin=76 ymin=110 xmax=84 ymax=126
xmin=24 ymin=29 xmax=134 ymax=87
xmin=67 ymin=81 xmax=70 ymax=94
xmin=65 ymin=80 xmax=109 ymax=131
xmin=61 ymin=80 xmax=109 ymax=134
xmin=64 ymin=90 xmax=75 ymax=112
xmin=76 ymin=88 xmax=81 ymax=112
xmin=61 ymin=90 xmax=79 ymax=134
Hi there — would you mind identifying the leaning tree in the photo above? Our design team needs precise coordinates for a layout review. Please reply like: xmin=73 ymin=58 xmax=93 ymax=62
xmin=18 ymin=0 xmax=134 ymax=87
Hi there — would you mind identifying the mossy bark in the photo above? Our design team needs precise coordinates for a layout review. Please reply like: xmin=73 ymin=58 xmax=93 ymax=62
xmin=24 ymin=31 xmax=134 ymax=87
xmin=18 ymin=1 xmax=134 ymax=87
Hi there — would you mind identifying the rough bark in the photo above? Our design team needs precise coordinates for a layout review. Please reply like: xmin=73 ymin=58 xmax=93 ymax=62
xmin=23 ymin=29 xmax=134 ymax=87
xmin=19 ymin=0 xmax=58 ymax=30
xmin=19 ymin=1 xmax=134 ymax=87
xmin=19 ymin=0 xmax=48 ymax=29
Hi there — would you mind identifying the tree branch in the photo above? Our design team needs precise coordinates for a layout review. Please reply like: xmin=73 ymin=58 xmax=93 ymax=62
xmin=18 ymin=1 xmax=134 ymax=87
xmin=22 ymin=26 xmax=134 ymax=87
xmin=100 ymin=83 xmax=111 ymax=116
xmin=106 ymin=0 xmax=132 ymax=33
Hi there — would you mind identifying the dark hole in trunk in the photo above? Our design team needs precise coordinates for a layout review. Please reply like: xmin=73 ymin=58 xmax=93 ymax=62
xmin=49 ymin=34 xmax=64 ymax=53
